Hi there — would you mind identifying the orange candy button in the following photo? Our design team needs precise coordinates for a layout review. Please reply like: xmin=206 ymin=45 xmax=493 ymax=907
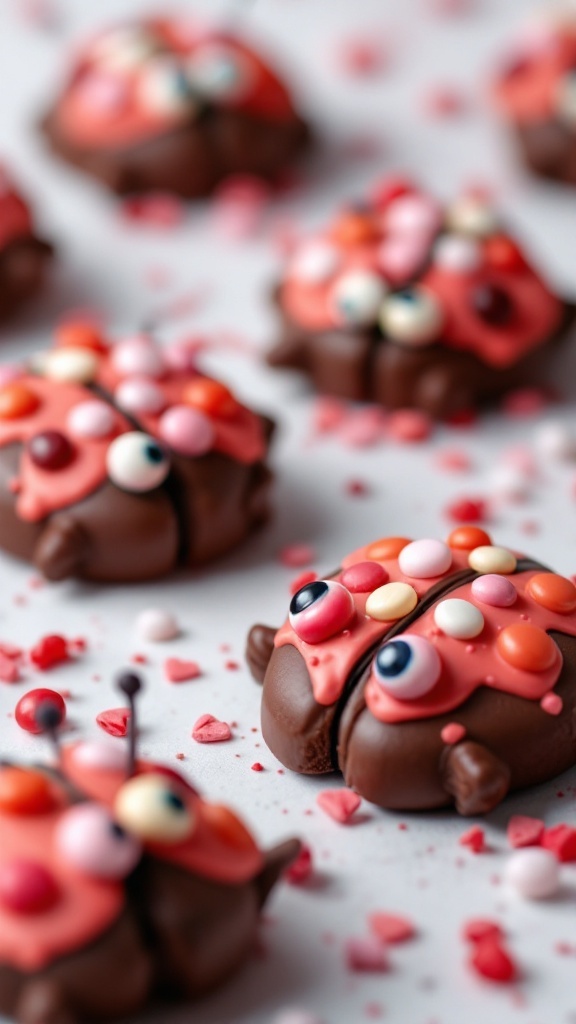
xmin=201 ymin=802 xmax=256 ymax=852
xmin=182 ymin=378 xmax=238 ymax=418
xmin=331 ymin=210 xmax=379 ymax=247
xmin=447 ymin=526 xmax=492 ymax=551
xmin=0 ymin=383 xmax=39 ymax=420
xmin=496 ymin=624 xmax=557 ymax=673
xmin=526 ymin=573 xmax=576 ymax=615
xmin=55 ymin=321 xmax=108 ymax=354
xmin=366 ymin=537 xmax=411 ymax=561
xmin=0 ymin=768 xmax=57 ymax=815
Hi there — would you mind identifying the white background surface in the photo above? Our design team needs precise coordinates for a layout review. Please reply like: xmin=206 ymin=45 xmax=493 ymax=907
xmin=1 ymin=1 xmax=576 ymax=1022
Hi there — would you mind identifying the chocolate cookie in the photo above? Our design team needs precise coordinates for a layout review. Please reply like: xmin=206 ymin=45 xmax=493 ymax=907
xmin=41 ymin=18 xmax=310 ymax=197
xmin=493 ymin=14 xmax=576 ymax=185
xmin=267 ymin=180 xmax=574 ymax=419
xmin=0 ymin=678 xmax=299 ymax=1023
xmin=0 ymin=326 xmax=273 ymax=581
xmin=247 ymin=527 xmax=576 ymax=815
xmin=0 ymin=167 xmax=52 ymax=324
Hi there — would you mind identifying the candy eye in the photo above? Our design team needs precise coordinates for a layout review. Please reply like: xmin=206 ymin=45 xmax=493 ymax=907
xmin=114 ymin=773 xmax=195 ymax=844
xmin=187 ymin=44 xmax=253 ymax=100
xmin=373 ymin=635 xmax=441 ymax=700
xmin=330 ymin=271 xmax=388 ymax=327
xmin=55 ymin=804 xmax=142 ymax=880
xmin=106 ymin=432 xmax=169 ymax=493
xmin=289 ymin=580 xmax=355 ymax=644
xmin=139 ymin=58 xmax=198 ymax=116
xmin=379 ymin=287 xmax=443 ymax=346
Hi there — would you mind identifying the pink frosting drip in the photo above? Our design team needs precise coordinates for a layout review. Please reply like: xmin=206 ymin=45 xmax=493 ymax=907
xmin=365 ymin=570 xmax=576 ymax=723
xmin=0 ymin=782 xmax=125 ymax=972
xmin=0 ymin=376 xmax=130 ymax=522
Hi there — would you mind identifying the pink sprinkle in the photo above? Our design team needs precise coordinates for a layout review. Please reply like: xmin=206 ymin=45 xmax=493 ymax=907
xmin=336 ymin=38 xmax=388 ymax=77
xmin=0 ymin=654 xmax=20 ymax=683
xmin=386 ymin=408 xmax=433 ymax=443
xmin=290 ymin=571 xmax=318 ymax=596
xmin=0 ymin=643 xmax=23 ymax=660
xmin=312 ymin=397 xmax=347 ymax=434
xmin=507 ymin=815 xmax=545 ymax=849
xmin=285 ymin=844 xmax=313 ymax=885
xmin=121 ymin=193 xmax=185 ymax=228
xmin=279 ymin=544 xmax=316 ymax=568
xmin=251 ymin=762 xmax=264 ymax=772
xmin=192 ymin=714 xmax=232 ymax=744
xmin=345 ymin=936 xmax=389 ymax=973
xmin=338 ymin=407 xmax=387 ymax=447
xmin=164 ymin=658 xmax=201 ymax=684
xmin=541 ymin=692 xmax=563 ymax=716
xmin=224 ymin=660 xmax=240 ymax=671
xmin=212 ymin=175 xmax=270 ymax=240
xmin=317 ymin=789 xmax=361 ymax=824
xmin=96 ymin=708 xmax=130 ymax=738
xmin=345 ymin=478 xmax=370 ymax=497
xmin=502 ymin=388 xmax=549 ymax=418
xmin=459 ymin=825 xmax=486 ymax=854
xmin=423 ymin=85 xmax=468 ymax=117
xmin=441 ymin=722 xmax=466 ymax=745
xmin=435 ymin=448 xmax=472 ymax=472
xmin=462 ymin=919 xmax=504 ymax=944
xmin=369 ymin=912 xmax=416 ymax=944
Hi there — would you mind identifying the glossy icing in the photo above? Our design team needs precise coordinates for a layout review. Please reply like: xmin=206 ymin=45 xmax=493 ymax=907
xmin=54 ymin=19 xmax=296 ymax=150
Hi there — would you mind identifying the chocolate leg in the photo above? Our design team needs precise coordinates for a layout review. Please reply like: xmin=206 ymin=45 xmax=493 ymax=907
xmin=441 ymin=741 xmax=511 ymax=816
xmin=33 ymin=514 xmax=90 ymax=581
xmin=256 ymin=838 xmax=301 ymax=906
xmin=246 ymin=624 xmax=277 ymax=683
xmin=16 ymin=980 xmax=76 ymax=1024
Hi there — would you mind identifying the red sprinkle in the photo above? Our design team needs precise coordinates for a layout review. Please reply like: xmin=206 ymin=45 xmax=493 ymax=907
xmin=345 ymin=478 xmax=371 ymax=497
xmin=121 ymin=193 xmax=185 ymax=228
xmin=15 ymin=688 xmax=66 ymax=735
xmin=164 ymin=658 xmax=201 ymax=683
xmin=29 ymin=635 xmax=68 ymax=670
xmin=192 ymin=715 xmax=232 ymax=744
xmin=251 ymin=762 xmax=264 ymax=772
xmin=0 ymin=653 xmax=20 ymax=683
xmin=462 ymin=919 xmax=504 ymax=944
xmin=290 ymin=570 xmax=318 ymax=596
xmin=459 ymin=825 xmax=486 ymax=854
xmin=440 ymin=722 xmax=466 ymax=745
xmin=435 ymin=448 xmax=472 ymax=473
xmin=345 ymin=936 xmax=389 ymax=973
xmin=279 ymin=544 xmax=316 ymax=568
xmin=541 ymin=824 xmax=576 ymax=863
xmin=312 ymin=397 xmax=347 ymax=434
xmin=317 ymin=789 xmax=361 ymax=824
xmin=507 ymin=815 xmax=545 ymax=849
xmin=424 ymin=85 xmax=468 ymax=117
xmin=337 ymin=38 xmax=388 ymax=77
xmin=470 ymin=937 xmax=517 ymax=983
xmin=386 ymin=408 xmax=433 ymax=443
xmin=96 ymin=708 xmax=130 ymax=738
xmin=444 ymin=498 xmax=488 ymax=523
xmin=369 ymin=912 xmax=416 ymax=944
xmin=285 ymin=844 xmax=313 ymax=885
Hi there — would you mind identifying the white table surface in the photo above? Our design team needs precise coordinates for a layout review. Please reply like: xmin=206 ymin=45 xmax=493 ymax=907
xmin=1 ymin=1 xmax=576 ymax=1022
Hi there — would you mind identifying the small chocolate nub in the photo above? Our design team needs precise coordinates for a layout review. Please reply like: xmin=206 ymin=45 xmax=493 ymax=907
xmin=117 ymin=672 xmax=143 ymax=699
xmin=34 ymin=701 xmax=64 ymax=733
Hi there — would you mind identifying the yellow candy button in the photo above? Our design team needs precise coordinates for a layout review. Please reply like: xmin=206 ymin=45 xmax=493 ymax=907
xmin=365 ymin=582 xmax=418 ymax=622
xmin=468 ymin=545 xmax=517 ymax=575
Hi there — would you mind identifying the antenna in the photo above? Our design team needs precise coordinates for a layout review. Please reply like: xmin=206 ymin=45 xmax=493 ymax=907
xmin=116 ymin=671 xmax=143 ymax=778
xmin=34 ymin=700 xmax=65 ymax=760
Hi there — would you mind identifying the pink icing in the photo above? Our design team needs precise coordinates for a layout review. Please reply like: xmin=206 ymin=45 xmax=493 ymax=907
xmin=493 ymin=26 xmax=576 ymax=123
xmin=0 ymin=781 xmax=125 ymax=972
xmin=365 ymin=570 xmax=576 ymax=723
xmin=0 ymin=377 xmax=130 ymax=522
xmin=54 ymin=20 xmax=296 ymax=150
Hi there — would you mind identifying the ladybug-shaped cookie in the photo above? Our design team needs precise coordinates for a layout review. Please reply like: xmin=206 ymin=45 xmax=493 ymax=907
xmin=0 ymin=327 xmax=273 ymax=582
xmin=42 ymin=18 xmax=310 ymax=197
xmin=0 ymin=166 xmax=52 ymax=324
xmin=247 ymin=527 xmax=576 ymax=815
xmin=0 ymin=678 xmax=299 ymax=1023
xmin=268 ymin=180 xmax=573 ymax=418
xmin=493 ymin=13 xmax=576 ymax=185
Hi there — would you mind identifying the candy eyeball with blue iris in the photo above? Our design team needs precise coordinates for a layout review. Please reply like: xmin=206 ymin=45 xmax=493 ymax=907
xmin=139 ymin=58 xmax=198 ymax=116
xmin=330 ymin=270 xmax=388 ymax=328
xmin=106 ymin=432 xmax=170 ymax=493
xmin=186 ymin=44 xmax=253 ymax=100
xmin=114 ymin=773 xmax=195 ymax=844
xmin=379 ymin=286 xmax=443 ymax=345
xmin=373 ymin=635 xmax=442 ymax=700
xmin=289 ymin=579 xmax=355 ymax=644
xmin=92 ymin=27 xmax=158 ymax=73
xmin=556 ymin=70 xmax=576 ymax=126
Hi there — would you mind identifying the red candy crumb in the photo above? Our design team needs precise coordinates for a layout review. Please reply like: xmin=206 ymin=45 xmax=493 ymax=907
xmin=164 ymin=658 xmax=201 ymax=683
xmin=345 ymin=478 xmax=370 ymax=497
xmin=279 ymin=544 xmax=316 ymax=568
xmin=290 ymin=570 xmax=318 ymax=596
xmin=96 ymin=708 xmax=130 ymax=738
xmin=15 ymin=688 xmax=66 ymax=735
xmin=317 ymin=789 xmax=361 ymax=824
xmin=337 ymin=38 xmax=388 ymax=77
xmin=285 ymin=844 xmax=313 ymax=885
xmin=192 ymin=715 xmax=232 ymax=744
xmin=369 ymin=912 xmax=416 ymax=944
xmin=0 ymin=654 xmax=20 ymax=683
xmin=506 ymin=815 xmax=544 ymax=849
xmin=435 ymin=448 xmax=472 ymax=473
xmin=444 ymin=498 xmax=488 ymax=523
xmin=462 ymin=919 xmax=504 ymax=944
xmin=29 ymin=635 xmax=68 ymax=670
xmin=440 ymin=722 xmax=466 ymax=745
xmin=470 ymin=937 xmax=518 ymax=984
xmin=251 ymin=762 xmax=264 ymax=772
xmin=424 ymin=85 xmax=468 ymax=117
xmin=541 ymin=824 xmax=576 ymax=863
xmin=386 ymin=408 xmax=433 ymax=443
xmin=345 ymin=936 xmax=389 ymax=973
xmin=459 ymin=825 xmax=486 ymax=854
xmin=121 ymin=193 xmax=185 ymax=228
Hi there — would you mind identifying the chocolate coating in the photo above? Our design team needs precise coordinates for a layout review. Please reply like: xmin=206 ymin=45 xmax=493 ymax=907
xmin=513 ymin=120 xmax=576 ymax=186
xmin=0 ymin=238 xmax=53 ymax=325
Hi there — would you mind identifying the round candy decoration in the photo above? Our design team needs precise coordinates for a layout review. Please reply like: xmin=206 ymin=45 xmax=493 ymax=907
xmin=471 ymin=574 xmax=517 ymax=608
xmin=0 ymin=768 xmax=57 ymax=816
xmin=43 ymin=347 xmax=100 ymax=385
xmin=365 ymin=581 xmax=418 ymax=622
xmin=55 ymin=804 xmax=142 ymax=880
xmin=496 ymin=623 xmax=557 ymax=673
xmin=0 ymin=383 xmax=40 ymax=420
xmin=379 ymin=287 xmax=443 ymax=346
xmin=433 ymin=235 xmax=481 ymax=274
xmin=526 ymin=573 xmax=576 ymax=615
xmin=111 ymin=337 xmax=165 ymax=380
xmin=289 ymin=580 xmax=355 ymax=644
xmin=136 ymin=607 xmax=180 ymax=642
xmin=289 ymin=241 xmax=341 ymax=284
xmin=505 ymin=848 xmax=560 ymax=900
xmin=27 ymin=430 xmax=75 ymax=471
xmin=330 ymin=270 xmax=387 ymax=327
xmin=15 ymin=688 xmax=66 ymax=735
xmin=67 ymin=400 xmax=116 ymax=439
xmin=398 ymin=538 xmax=452 ymax=579
xmin=373 ymin=635 xmax=442 ymax=700
xmin=340 ymin=561 xmax=389 ymax=594
xmin=447 ymin=526 xmax=492 ymax=551
xmin=183 ymin=378 xmax=238 ymax=419
xmin=106 ymin=432 xmax=170 ymax=492
xmin=114 ymin=773 xmax=195 ymax=844
xmin=434 ymin=598 xmax=484 ymax=639
xmin=158 ymin=405 xmax=215 ymax=457
xmin=468 ymin=545 xmax=517 ymax=575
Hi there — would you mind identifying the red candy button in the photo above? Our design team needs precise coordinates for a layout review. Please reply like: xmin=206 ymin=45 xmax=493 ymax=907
xmin=526 ymin=573 xmax=576 ymax=615
xmin=15 ymin=689 xmax=66 ymax=735
xmin=366 ymin=537 xmax=411 ymax=561
xmin=483 ymin=235 xmax=526 ymax=272
xmin=470 ymin=937 xmax=517 ymax=983
xmin=0 ymin=860 xmax=60 ymax=914
xmin=0 ymin=768 xmax=57 ymax=815
xmin=496 ymin=624 xmax=557 ymax=673
xmin=447 ymin=525 xmax=491 ymax=550
xmin=0 ymin=383 xmax=39 ymax=420
xmin=341 ymin=561 xmax=389 ymax=593
xmin=55 ymin=321 xmax=108 ymax=354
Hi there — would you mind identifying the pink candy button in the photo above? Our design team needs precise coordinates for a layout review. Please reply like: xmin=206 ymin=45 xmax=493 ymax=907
xmin=67 ymin=400 xmax=116 ymax=439
xmin=398 ymin=538 xmax=452 ymax=579
xmin=159 ymin=405 xmax=215 ymax=456
xmin=471 ymin=574 xmax=517 ymax=608
xmin=341 ymin=561 xmax=389 ymax=593
xmin=112 ymin=336 xmax=165 ymax=379
xmin=115 ymin=378 xmax=166 ymax=415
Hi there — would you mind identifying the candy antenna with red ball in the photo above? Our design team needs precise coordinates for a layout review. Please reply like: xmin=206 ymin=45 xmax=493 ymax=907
xmin=116 ymin=671 xmax=142 ymax=778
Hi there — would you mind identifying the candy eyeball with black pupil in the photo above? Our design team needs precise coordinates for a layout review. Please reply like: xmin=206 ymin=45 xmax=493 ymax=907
xmin=330 ymin=270 xmax=388 ymax=327
xmin=187 ymin=44 xmax=252 ymax=100
xmin=373 ymin=635 xmax=442 ymax=700
xmin=379 ymin=287 xmax=443 ymax=346
xmin=289 ymin=579 xmax=355 ymax=644
xmin=55 ymin=804 xmax=142 ymax=880
xmin=114 ymin=773 xmax=194 ymax=844
xmin=139 ymin=59 xmax=197 ymax=115
xmin=106 ymin=432 xmax=170 ymax=493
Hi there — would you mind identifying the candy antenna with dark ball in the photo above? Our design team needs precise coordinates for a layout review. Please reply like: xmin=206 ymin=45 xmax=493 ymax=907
xmin=117 ymin=671 xmax=142 ymax=778
xmin=34 ymin=700 xmax=65 ymax=759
